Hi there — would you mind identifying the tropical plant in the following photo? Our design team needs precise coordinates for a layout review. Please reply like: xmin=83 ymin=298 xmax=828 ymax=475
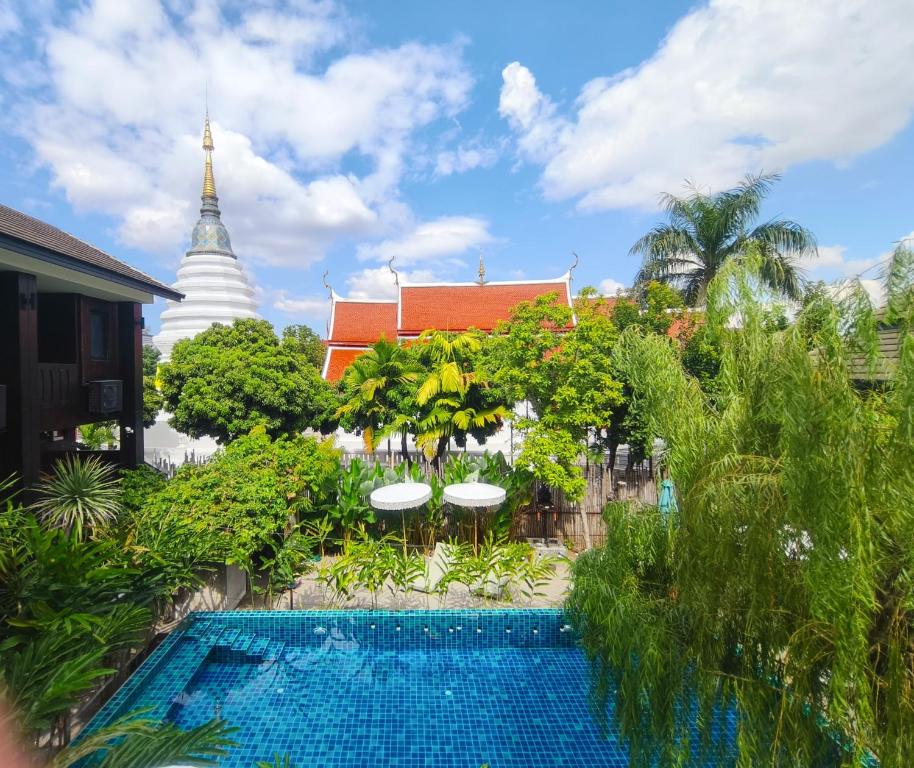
xmin=51 ymin=709 xmax=236 ymax=768
xmin=30 ymin=454 xmax=121 ymax=540
xmin=255 ymin=754 xmax=296 ymax=768
xmin=77 ymin=422 xmax=118 ymax=450
xmin=328 ymin=459 xmax=379 ymax=546
xmin=160 ymin=318 xmax=338 ymax=443
xmin=336 ymin=338 xmax=419 ymax=454
xmin=632 ymin=172 xmax=817 ymax=304
xmin=568 ymin=255 xmax=914 ymax=766
xmin=446 ymin=535 xmax=557 ymax=603
xmin=412 ymin=331 xmax=508 ymax=463
xmin=259 ymin=525 xmax=315 ymax=608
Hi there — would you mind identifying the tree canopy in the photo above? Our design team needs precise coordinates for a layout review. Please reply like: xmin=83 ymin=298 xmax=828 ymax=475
xmin=160 ymin=319 xmax=338 ymax=443
xmin=632 ymin=173 xmax=817 ymax=304
xmin=568 ymin=253 xmax=914 ymax=767
xmin=282 ymin=324 xmax=327 ymax=370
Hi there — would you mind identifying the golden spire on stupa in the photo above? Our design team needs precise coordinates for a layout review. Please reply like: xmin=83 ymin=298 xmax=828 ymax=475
xmin=201 ymin=112 xmax=217 ymax=200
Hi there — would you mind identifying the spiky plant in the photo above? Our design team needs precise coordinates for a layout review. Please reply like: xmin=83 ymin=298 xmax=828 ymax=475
xmin=31 ymin=454 xmax=121 ymax=540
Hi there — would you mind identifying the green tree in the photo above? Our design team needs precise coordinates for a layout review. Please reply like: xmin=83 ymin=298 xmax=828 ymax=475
xmin=142 ymin=345 xmax=161 ymax=377
xmin=336 ymin=338 xmax=419 ymax=454
xmin=485 ymin=292 xmax=624 ymax=500
xmin=568 ymin=258 xmax=914 ymax=766
xmin=160 ymin=319 xmax=338 ymax=443
xmin=632 ymin=173 xmax=817 ymax=305
xmin=281 ymin=324 xmax=326 ymax=370
xmin=142 ymin=345 xmax=164 ymax=427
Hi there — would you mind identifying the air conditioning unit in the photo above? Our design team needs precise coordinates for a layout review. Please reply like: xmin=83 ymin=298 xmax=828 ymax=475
xmin=88 ymin=380 xmax=123 ymax=414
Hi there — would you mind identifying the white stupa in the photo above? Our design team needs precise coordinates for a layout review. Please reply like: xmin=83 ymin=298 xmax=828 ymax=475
xmin=146 ymin=115 xmax=258 ymax=468
xmin=153 ymin=114 xmax=258 ymax=360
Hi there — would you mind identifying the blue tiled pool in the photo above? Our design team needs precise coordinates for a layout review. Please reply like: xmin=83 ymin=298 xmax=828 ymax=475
xmin=86 ymin=609 xmax=731 ymax=767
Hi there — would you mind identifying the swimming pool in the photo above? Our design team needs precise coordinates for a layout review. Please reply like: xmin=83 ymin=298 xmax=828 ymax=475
xmin=85 ymin=609 xmax=731 ymax=767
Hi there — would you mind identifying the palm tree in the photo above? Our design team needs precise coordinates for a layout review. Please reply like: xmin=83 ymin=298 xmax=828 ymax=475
xmin=632 ymin=173 xmax=817 ymax=305
xmin=30 ymin=454 xmax=121 ymax=540
xmin=413 ymin=331 xmax=507 ymax=464
xmin=335 ymin=338 xmax=418 ymax=454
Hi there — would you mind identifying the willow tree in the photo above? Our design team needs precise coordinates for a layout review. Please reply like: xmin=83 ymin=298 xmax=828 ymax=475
xmin=568 ymin=248 xmax=914 ymax=767
xmin=632 ymin=173 xmax=817 ymax=305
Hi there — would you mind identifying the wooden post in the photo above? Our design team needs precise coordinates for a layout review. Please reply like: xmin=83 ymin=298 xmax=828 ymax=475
xmin=0 ymin=272 xmax=40 ymax=491
xmin=117 ymin=302 xmax=143 ymax=469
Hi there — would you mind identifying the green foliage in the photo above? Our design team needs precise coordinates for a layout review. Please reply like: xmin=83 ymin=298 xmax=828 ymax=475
xmin=142 ymin=375 xmax=164 ymax=428
xmin=78 ymin=422 xmax=118 ymax=450
xmin=336 ymin=338 xmax=419 ymax=453
xmin=569 ymin=260 xmax=914 ymax=766
xmin=160 ymin=318 xmax=338 ymax=443
xmin=255 ymin=754 xmax=295 ymax=768
xmin=118 ymin=465 xmax=166 ymax=518
xmin=142 ymin=345 xmax=161 ymax=378
xmin=52 ymin=709 xmax=236 ymax=768
xmin=281 ymin=323 xmax=327 ymax=370
xmin=328 ymin=458 xmax=380 ymax=543
xmin=259 ymin=524 xmax=315 ymax=605
xmin=680 ymin=323 xmax=721 ymax=394
xmin=132 ymin=431 xmax=339 ymax=569
xmin=486 ymin=292 xmax=624 ymax=499
xmin=446 ymin=534 xmax=558 ymax=602
xmin=30 ymin=454 xmax=122 ymax=540
xmin=0 ymin=505 xmax=160 ymax=742
xmin=411 ymin=330 xmax=509 ymax=461
xmin=632 ymin=172 xmax=817 ymax=304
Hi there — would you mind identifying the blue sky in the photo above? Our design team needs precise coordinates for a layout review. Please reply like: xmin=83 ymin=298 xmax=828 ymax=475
xmin=1 ymin=0 xmax=913 ymax=335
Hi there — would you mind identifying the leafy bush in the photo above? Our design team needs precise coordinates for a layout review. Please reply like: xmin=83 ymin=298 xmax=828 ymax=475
xmin=131 ymin=431 xmax=339 ymax=571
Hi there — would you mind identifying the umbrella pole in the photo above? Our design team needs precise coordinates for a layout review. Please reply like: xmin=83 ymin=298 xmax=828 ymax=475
xmin=474 ymin=508 xmax=478 ymax=555
xmin=401 ymin=509 xmax=407 ymax=557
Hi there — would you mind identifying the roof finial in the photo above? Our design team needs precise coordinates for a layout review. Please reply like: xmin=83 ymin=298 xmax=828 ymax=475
xmin=569 ymin=251 xmax=580 ymax=278
xmin=477 ymin=252 xmax=486 ymax=285
xmin=387 ymin=256 xmax=400 ymax=287
xmin=201 ymin=112 xmax=217 ymax=200
xmin=322 ymin=270 xmax=333 ymax=300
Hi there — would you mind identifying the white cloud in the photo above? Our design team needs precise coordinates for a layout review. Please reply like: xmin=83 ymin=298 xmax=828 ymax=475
xmin=356 ymin=215 xmax=494 ymax=267
xmin=500 ymin=0 xmax=914 ymax=210
xmin=6 ymin=0 xmax=473 ymax=267
xmin=598 ymin=278 xmax=626 ymax=296
xmin=273 ymin=290 xmax=330 ymax=316
xmin=435 ymin=143 xmax=498 ymax=177
xmin=345 ymin=265 xmax=439 ymax=300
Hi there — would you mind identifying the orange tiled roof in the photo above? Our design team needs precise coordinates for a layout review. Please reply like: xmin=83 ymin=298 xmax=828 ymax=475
xmin=323 ymin=347 xmax=367 ymax=382
xmin=329 ymin=300 xmax=397 ymax=344
xmin=398 ymin=281 xmax=571 ymax=335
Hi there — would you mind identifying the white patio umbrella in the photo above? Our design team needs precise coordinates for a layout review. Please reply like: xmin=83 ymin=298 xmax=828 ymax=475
xmin=370 ymin=481 xmax=432 ymax=554
xmin=442 ymin=481 xmax=506 ymax=552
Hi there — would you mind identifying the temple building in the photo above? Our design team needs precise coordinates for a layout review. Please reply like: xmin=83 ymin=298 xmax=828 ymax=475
xmin=153 ymin=114 xmax=258 ymax=360
xmin=146 ymin=115 xmax=258 ymax=467
xmin=322 ymin=261 xmax=575 ymax=381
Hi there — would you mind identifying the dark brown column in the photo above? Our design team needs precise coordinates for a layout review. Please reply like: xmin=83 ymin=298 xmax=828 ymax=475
xmin=117 ymin=302 xmax=143 ymax=469
xmin=0 ymin=272 xmax=40 ymax=489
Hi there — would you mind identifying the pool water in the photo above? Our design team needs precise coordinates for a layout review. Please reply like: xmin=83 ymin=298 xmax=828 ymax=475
xmin=85 ymin=610 xmax=733 ymax=767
